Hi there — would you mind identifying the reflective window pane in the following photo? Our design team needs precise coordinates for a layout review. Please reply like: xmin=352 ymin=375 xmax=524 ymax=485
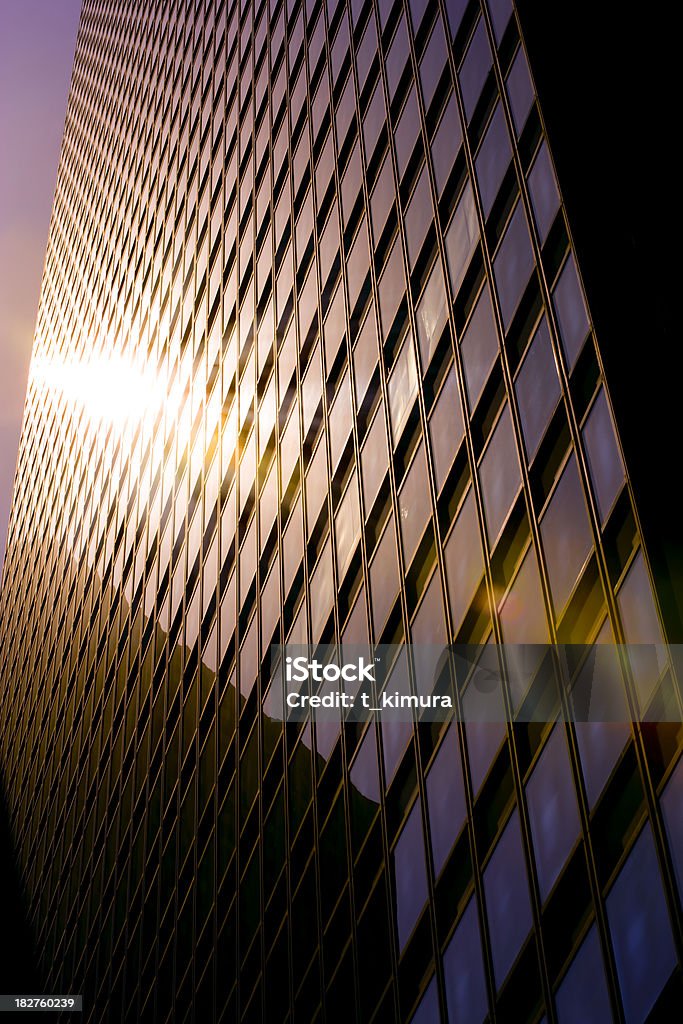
xmin=607 ymin=825 xmax=677 ymax=1024
xmin=461 ymin=283 xmax=499 ymax=409
xmin=394 ymin=797 xmax=428 ymax=949
xmin=582 ymin=388 xmax=625 ymax=524
xmin=399 ymin=443 xmax=430 ymax=566
xmin=528 ymin=141 xmax=560 ymax=244
xmin=459 ymin=19 xmax=491 ymax=120
xmin=484 ymin=809 xmax=533 ymax=987
xmin=479 ymin=403 xmax=521 ymax=545
xmin=526 ymin=725 xmax=580 ymax=900
xmin=660 ymin=756 xmax=683 ymax=902
xmin=445 ymin=181 xmax=479 ymax=298
xmin=429 ymin=366 xmax=464 ymax=491
xmin=494 ymin=201 xmax=535 ymax=329
xmin=476 ymin=103 xmax=512 ymax=217
xmin=444 ymin=488 xmax=484 ymax=634
xmin=540 ymin=454 xmax=593 ymax=615
xmin=553 ymin=255 xmax=589 ymax=371
xmin=515 ymin=316 xmax=561 ymax=461
xmin=426 ymin=725 xmax=466 ymax=875
xmin=555 ymin=925 xmax=612 ymax=1024
xmin=443 ymin=897 xmax=488 ymax=1024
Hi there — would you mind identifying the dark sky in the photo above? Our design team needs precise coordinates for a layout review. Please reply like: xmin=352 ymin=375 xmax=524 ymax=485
xmin=0 ymin=0 xmax=82 ymax=573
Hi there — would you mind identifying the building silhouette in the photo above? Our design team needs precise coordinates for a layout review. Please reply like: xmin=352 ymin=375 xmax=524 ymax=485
xmin=0 ymin=1 xmax=681 ymax=1022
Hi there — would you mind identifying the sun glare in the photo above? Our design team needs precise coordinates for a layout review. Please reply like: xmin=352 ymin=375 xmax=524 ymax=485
xmin=31 ymin=351 xmax=170 ymax=434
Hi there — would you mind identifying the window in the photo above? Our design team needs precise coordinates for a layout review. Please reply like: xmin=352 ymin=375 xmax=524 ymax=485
xmin=431 ymin=94 xmax=462 ymax=198
xmin=388 ymin=335 xmax=419 ymax=441
xmin=405 ymin=166 xmax=432 ymax=270
xmin=302 ymin=343 xmax=321 ymax=440
xmin=347 ymin=217 xmax=370 ymax=317
xmin=526 ymin=725 xmax=580 ymax=900
xmin=515 ymin=316 xmax=561 ymax=461
xmin=386 ymin=15 xmax=410 ymax=101
xmin=528 ymin=142 xmax=560 ymax=245
xmin=350 ymin=725 xmax=380 ymax=805
xmin=394 ymin=797 xmax=428 ymax=950
xmin=607 ymin=825 xmax=677 ymax=1024
xmin=660 ymin=756 xmax=683 ymax=902
xmin=363 ymin=82 xmax=386 ymax=164
xmin=553 ymin=255 xmax=589 ymax=371
xmin=461 ymin=283 xmax=499 ymax=410
xmin=479 ymin=403 xmax=521 ymax=546
xmin=488 ymin=0 xmax=513 ymax=43
xmin=444 ymin=488 xmax=484 ymax=634
xmin=499 ymin=546 xmax=547 ymax=646
xmin=419 ymin=17 xmax=448 ymax=115
xmin=506 ymin=48 xmax=534 ymax=136
xmin=371 ymin=517 xmax=400 ymax=635
xmin=261 ymin=558 xmax=280 ymax=648
xmin=283 ymin=495 xmax=303 ymax=595
xmin=475 ymin=103 xmax=512 ymax=217
xmin=443 ymin=898 xmax=489 ymax=1024
xmin=280 ymin=407 xmax=300 ymax=490
xmin=445 ymin=181 xmax=479 ymax=298
xmin=329 ymin=371 xmax=353 ymax=473
xmin=306 ymin=440 xmax=328 ymax=533
xmin=412 ymin=572 xmax=446 ymax=645
xmin=411 ymin=977 xmax=439 ymax=1024
xmin=429 ymin=366 xmax=464 ymax=491
xmin=494 ymin=200 xmax=535 ymax=329
xmin=582 ymin=388 xmax=625 ymax=524
xmin=484 ymin=809 xmax=533 ymax=987
xmin=354 ymin=304 xmax=379 ymax=407
xmin=540 ymin=454 xmax=593 ymax=615
xmin=395 ymin=87 xmax=420 ymax=181
xmin=356 ymin=15 xmax=378 ymax=95
xmin=310 ymin=539 xmax=333 ymax=639
xmin=555 ymin=925 xmax=612 ymax=1024
xmin=382 ymin=653 xmax=413 ymax=783
xmin=336 ymin=73 xmax=356 ymax=150
xmin=399 ymin=443 xmax=430 ymax=566
xmin=239 ymin=517 xmax=257 ymax=604
xmin=464 ymin=649 xmax=506 ymax=794
xmin=361 ymin=407 xmax=389 ymax=512
xmin=426 ymin=725 xmax=466 ymax=875
xmin=335 ymin=473 xmax=361 ymax=578
xmin=371 ymin=155 xmax=396 ymax=245
xmin=416 ymin=257 xmax=449 ymax=369
xmin=324 ymin=282 xmax=346 ymax=368
xmin=617 ymin=552 xmax=666 ymax=709
xmin=379 ymin=237 xmax=406 ymax=342
xmin=459 ymin=19 xmax=491 ymax=121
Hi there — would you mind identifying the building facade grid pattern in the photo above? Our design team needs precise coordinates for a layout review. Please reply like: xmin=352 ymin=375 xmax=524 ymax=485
xmin=0 ymin=0 xmax=681 ymax=1022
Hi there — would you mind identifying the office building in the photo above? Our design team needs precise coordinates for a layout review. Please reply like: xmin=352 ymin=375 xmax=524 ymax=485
xmin=0 ymin=0 xmax=681 ymax=1021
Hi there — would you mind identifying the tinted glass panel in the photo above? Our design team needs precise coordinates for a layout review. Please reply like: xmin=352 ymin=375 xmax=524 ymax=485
xmin=443 ymin=897 xmax=489 ymax=1024
xmin=582 ymin=388 xmax=625 ymax=525
xmin=526 ymin=725 xmax=580 ymax=900
xmin=484 ymin=809 xmax=533 ymax=987
xmin=426 ymin=725 xmax=466 ymax=875
xmin=607 ymin=825 xmax=677 ymax=1024
xmin=479 ymin=404 xmax=521 ymax=545
xmin=540 ymin=454 xmax=593 ymax=615
xmin=555 ymin=925 xmax=612 ymax=1024
xmin=553 ymin=255 xmax=589 ymax=371
xmin=515 ymin=316 xmax=561 ymax=461
xmin=394 ymin=797 xmax=428 ymax=949
xmin=461 ymin=284 xmax=499 ymax=409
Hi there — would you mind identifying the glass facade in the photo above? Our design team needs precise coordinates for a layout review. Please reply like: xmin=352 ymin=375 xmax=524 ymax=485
xmin=0 ymin=0 xmax=681 ymax=1021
